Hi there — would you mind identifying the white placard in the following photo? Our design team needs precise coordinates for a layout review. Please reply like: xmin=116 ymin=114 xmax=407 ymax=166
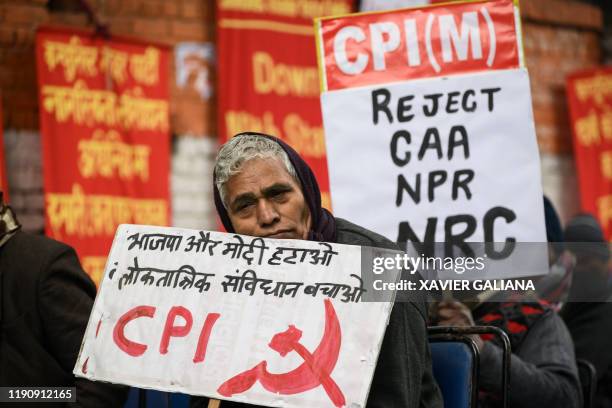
xmin=74 ymin=225 xmax=396 ymax=408
xmin=321 ymin=68 xmax=547 ymax=278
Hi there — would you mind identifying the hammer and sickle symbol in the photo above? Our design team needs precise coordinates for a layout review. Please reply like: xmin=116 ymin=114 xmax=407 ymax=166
xmin=217 ymin=299 xmax=346 ymax=407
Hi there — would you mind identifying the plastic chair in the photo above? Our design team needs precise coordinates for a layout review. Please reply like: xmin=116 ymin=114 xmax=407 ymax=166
xmin=429 ymin=326 xmax=511 ymax=408
xmin=429 ymin=335 xmax=479 ymax=408
xmin=577 ymin=358 xmax=597 ymax=408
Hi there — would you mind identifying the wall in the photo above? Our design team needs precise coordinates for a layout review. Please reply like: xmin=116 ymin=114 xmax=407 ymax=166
xmin=521 ymin=0 xmax=603 ymax=222
xmin=0 ymin=0 xmax=217 ymax=232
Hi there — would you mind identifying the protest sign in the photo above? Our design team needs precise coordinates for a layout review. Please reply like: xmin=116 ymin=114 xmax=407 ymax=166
xmin=217 ymin=0 xmax=354 ymax=210
xmin=36 ymin=27 xmax=171 ymax=285
xmin=320 ymin=68 xmax=546 ymax=276
xmin=566 ymin=68 xmax=612 ymax=240
xmin=75 ymin=225 xmax=398 ymax=407
xmin=316 ymin=0 xmax=523 ymax=91
xmin=316 ymin=0 xmax=548 ymax=279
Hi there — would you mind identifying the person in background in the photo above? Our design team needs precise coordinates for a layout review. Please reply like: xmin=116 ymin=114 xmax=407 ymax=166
xmin=535 ymin=196 xmax=574 ymax=307
xmin=192 ymin=132 xmax=443 ymax=408
xmin=431 ymin=196 xmax=582 ymax=408
xmin=561 ymin=213 xmax=612 ymax=408
xmin=0 ymin=192 xmax=128 ymax=407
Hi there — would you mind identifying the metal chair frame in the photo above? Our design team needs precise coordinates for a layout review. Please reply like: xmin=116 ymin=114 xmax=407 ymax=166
xmin=577 ymin=358 xmax=597 ymax=408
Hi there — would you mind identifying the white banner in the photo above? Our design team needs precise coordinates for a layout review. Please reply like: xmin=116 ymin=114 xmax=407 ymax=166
xmin=321 ymin=68 xmax=547 ymax=278
xmin=74 ymin=225 xmax=397 ymax=408
xmin=360 ymin=0 xmax=431 ymax=12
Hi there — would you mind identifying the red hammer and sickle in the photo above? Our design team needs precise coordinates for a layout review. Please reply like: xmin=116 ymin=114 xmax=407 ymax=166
xmin=217 ymin=299 xmax=346 ymax=407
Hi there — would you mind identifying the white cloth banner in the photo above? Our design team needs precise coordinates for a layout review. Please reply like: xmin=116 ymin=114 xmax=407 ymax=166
xmin=75 ymin=224 xmax=397 ymax=408
xmin=360 ymin=0 xmax=431 ymax=12
xmin=322 ymin=68 xmax=547 ymax=278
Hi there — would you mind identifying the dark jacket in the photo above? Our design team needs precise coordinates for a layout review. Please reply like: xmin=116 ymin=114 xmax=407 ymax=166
xmin=335 ymin=218 xmax=442 ymax=408
xmin=193 ymin=218 xmax=443 ymax=408
xmin=0 ymin=231 xmax=127 ymax=407
xmin=474 ymin=301 xmax=581 ymax=408
xmin=562 ymin=300 xmax=612 ymax=408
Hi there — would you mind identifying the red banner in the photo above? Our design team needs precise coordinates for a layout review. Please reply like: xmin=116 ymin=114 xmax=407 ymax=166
xmin=36 ymin=27 xmax=171 ymax=284
xmin=216 ymin=0 xmax=354 ymax=211
xmin=0 ymin=99 xmax=7 ymax=202
xmin=566 ymin=68 xmax=612 ymax=241
xmin=317 ymin=0 xmax=522 ymax=91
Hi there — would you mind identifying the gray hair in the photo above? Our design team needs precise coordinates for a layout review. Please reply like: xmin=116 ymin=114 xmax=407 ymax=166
xmin=215 ymin=134 xmax=299 ymax=208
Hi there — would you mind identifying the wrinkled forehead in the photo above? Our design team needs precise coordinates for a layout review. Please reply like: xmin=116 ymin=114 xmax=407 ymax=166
xmin=226 ymin=157 xmax=301 ymax=196
xmin=247 ymin=152 xmax=300 ymax=181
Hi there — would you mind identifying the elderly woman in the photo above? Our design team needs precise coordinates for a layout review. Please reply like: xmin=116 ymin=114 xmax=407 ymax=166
xmin=191 ymin=132 xmax=442 ymax=408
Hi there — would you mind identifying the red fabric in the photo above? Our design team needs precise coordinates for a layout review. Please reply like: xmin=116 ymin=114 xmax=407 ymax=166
xmin=506 ymin=320 xmax=527 ymax=334
xmin=216 ymin=1 xmax=354 ymax=212
xmin=36 ymin=27 xmax=171 ymax=284
xmin=480 ymin=313 xmax=503 ymax=322
xmin=476 ymin=301 xmax=548 ymax=347
xmin=521 ymin=305 xmax=545 ymax=315
xmin=566 ymin=67 xmax=612 ymax=240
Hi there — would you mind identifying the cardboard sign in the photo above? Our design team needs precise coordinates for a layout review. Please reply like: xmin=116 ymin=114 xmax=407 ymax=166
xmin=316 ymin=0 xmax=547 ymax=278
xmin=75 ymin=225 xmax=397 ymax=407
xmin=316 ymin=0 xmax=522 ymax=91
xmin=566 ymin=68 xmax=612 ymax=240
xmin=35 ymin=27 xmax=171 ymax=285
xmin=320 ymin=68 xmax=547 ymax=277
